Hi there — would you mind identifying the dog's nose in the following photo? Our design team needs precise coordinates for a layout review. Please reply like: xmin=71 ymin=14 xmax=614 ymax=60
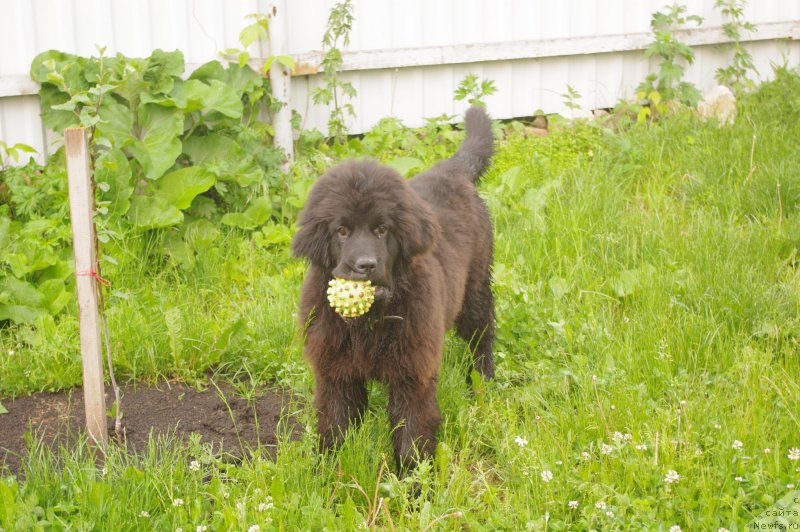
xmin=354 ymin=257 xmax=377 ymax=274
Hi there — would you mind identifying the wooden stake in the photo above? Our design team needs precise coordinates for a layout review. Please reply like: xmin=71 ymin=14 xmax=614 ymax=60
xmin=65 ymin=128 xmax=108 ymax=451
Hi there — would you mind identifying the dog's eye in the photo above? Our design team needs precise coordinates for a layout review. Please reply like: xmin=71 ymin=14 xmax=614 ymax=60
xmin=374 ymin=225 xmax=389 ymax=238
xmin=336 ymin=226 xmax=349 ymax=238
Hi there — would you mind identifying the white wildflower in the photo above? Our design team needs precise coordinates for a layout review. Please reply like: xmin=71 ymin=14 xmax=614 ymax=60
xmin=606 ymin=511 xmax=614 ymax=518
xmin=568 ymin=500 xmax=579 ymax=509
xmin=601 ymin=444 xmax=613 ymax=455
xmin=732 ymin=440 xmax=743 ymax=451
xmin=189 ymin=460 xmax=201 ymax=472
xmin=248 ymin=526 xmax=260 ymax=532
xmin=735 ymin=476 xmax=744 ymax=482
xmin=595 ymin=501 xmax=607 ymax=510
xmin=540 ymin=470 xmax=553 ymax=482
xmin=764 ymin=448 xmax=771 ymax=454
xmin=514 ymin=436 xmax=528 ymax=447
xmin=635 ymin=443 xmax=647 ymax=451
xmin=196 ymin=526 xmax=207 ymax=532
xmin=788 ymin=448 xmax=800 ymax=461
xmin=172 ymin=498 xmax=184 ymax=507
xmin=139 ymin=511 xmax=150 ymax=518
xmin=670 ymin=526 xmax=681 ymax=532
xmin=664 ymin=470 xmax=680 ymax=484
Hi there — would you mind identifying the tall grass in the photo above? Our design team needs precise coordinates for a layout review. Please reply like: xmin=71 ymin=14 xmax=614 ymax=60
xmin=2 ymin=68 xmax=800 ymax=529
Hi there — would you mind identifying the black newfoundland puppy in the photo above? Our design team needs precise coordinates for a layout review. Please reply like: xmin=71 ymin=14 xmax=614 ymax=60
xmin=292 ymin=106 xmax=495 ymax=472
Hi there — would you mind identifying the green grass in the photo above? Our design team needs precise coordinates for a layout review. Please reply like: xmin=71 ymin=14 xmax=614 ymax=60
xmin=2 ymin=68 xmax=800 ymax=529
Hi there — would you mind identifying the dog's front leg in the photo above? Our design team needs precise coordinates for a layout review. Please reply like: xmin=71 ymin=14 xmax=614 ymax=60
xmin=388 ymin=378 xmax=441 ymax=474
xmin=315 ymin=374 xmax=368 ymax=451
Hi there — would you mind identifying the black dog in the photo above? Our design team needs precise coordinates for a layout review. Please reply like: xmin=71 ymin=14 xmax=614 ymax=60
xmin=292 ymin=107 xmax=495 ymax=471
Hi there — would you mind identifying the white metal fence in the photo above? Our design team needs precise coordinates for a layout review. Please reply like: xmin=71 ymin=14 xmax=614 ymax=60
xmin=1 ymin=0 xmax=798 ymax=163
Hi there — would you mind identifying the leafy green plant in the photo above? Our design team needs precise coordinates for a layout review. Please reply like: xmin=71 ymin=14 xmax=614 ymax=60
xmin=31 ymin=46 xmax=283 ymax=235
xmin=454 ymin=73 xmax=497 ymax=107
xmin=0 ymin=159 xmax=73 ymax=324
xmin=311 ymin=0 xmax=356 ymax=145
xmin=714 ymin=0 xmax=758 ymax=93
xmin=636 ymin=3 xmax=703 ymax=122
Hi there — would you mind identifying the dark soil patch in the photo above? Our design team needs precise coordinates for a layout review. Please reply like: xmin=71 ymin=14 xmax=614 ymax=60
xmin=0 ymin=381 xmax=302 ymax=476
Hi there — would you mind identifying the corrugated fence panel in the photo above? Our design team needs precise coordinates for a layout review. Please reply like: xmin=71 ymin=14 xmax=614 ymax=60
xmin=0 ymin=0 xmax=798 ymax=163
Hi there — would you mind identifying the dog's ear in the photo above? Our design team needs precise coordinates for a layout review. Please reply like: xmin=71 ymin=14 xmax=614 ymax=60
xmin=395 ymin=191 xmax=442 ymax=260
xmin=292 ymin=220 xmax=332 ymax=268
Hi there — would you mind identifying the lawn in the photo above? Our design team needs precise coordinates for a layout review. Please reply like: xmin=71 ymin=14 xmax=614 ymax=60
xmin=1 ymin=67 xmax=800 ymax=530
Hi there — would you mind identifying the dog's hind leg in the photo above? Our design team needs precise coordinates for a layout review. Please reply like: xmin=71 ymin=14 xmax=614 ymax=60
xmin=455 ymin=276 xmax=496 ymax=382
xmin=315 ymin=376 xmax=368 ymax=451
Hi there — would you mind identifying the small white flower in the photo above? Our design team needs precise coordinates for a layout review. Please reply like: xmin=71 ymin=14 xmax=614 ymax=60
xmin=635 ymin=443 xmax=647 ymax=451
xmin=764 ymin=448 xmax=771 ymax=454
xmin=514 ymin=436 xmax=528 ymax=447
xmin=610 ymin=405 xmax=616 ymax=410
xmin=172 ymin=498 xmax=184 ymax=507
xmin=568 ymin=500 xmax=579 ymax=509
xmin=254 ymin=488 xmax=262 ymax=495
xmin=541 ymin=470 xmax=553 ymax=482
xmin=613 ymin=431 xmax=624 ymax=443
xmin=601 ymin=444 xmax=613 ymax=455
xmin=788 ymin=448 xmax=800 ymax=461
xmin=787 ymin=484 xmax=795 ymax=489
xmin=248 ymin=526 xmax=260 ymax=532
xmin=714 ymin=423 xmax=722 ymax=430
xmin=595 ymin=501 xmax=607 ymax=510
xmin=555 ymin=460 xmax=563 ymax=465
xmin=8 ymin=350 xmax=14 ymax=356
xmin=189 ymin=460 xmax=201 ymax=471
xmin=139 ymin=511 xmax=150 ymax=518
xmin=732 ymin=440 xmax=743 ymax=451
xmin=606 ymin=511 xmax=614 ymax=518
xmin=664 ymin=470 xmax=680 ymax=484
xmin=236 ymin=502 xmax=244 ymax=511
xmin=196 ymin=526 xmax=208 ymax=532
xmin=258 ymin=501 xmax=274 ymax=512
xmin=176 ymin=528 xmax=183 ymax=532
xmin=735 ymin=476 xmax=744 ymax=482
xmin=581 ymin=451 xmax=591 ymax=461
xmin=670 ymin=526 xmax=681 ymax=532
xmin=718 ymin=528 xmax=730 ymax=532
xmin=221 ymin=490 xmax=230 ymax=499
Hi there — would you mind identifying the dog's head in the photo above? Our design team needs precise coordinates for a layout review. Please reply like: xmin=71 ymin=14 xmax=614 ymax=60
xmin=292 ymin=160 xmax=440 ymax=302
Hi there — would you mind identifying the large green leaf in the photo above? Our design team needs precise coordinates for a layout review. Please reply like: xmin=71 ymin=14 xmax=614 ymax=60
xmin=95 ymin=149 xmax=134 ymax=216
xmin=0 ymin=304 xmax=43 ymax=324
xmin=95 ymin=97 xmax=134 ymax=147
xmin=155 ymin=167 xmax=215 ymax=209
xmin=128 ymin=195 xmax=183 ymax=230
xmin=183 ymin=133 xmax=263 ymax=186
xmin=190 ymin=61 xmax=264 ymax=100
xmin=221 ymin=196 xmax=272 ymax=229
xmin=143 ymin=49 xmax=185 ymax=94
xmin=0 ymin=276 xmax=45 ymax=307
xmin=129 ymin=104 xmax=183 ymax=179
xmin=201 ymin=79 xmax=243 ymax=119
xmin=38 ymin=84 xmax=77 ymax=132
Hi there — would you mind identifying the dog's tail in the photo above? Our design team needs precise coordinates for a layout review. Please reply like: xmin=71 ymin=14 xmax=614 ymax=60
xmin=454 ymin=106 xmax=494 ymax=183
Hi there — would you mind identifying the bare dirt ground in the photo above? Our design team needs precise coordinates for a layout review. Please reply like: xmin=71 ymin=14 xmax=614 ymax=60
xmin=0 ymin=381 xmax=301 ymax=476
